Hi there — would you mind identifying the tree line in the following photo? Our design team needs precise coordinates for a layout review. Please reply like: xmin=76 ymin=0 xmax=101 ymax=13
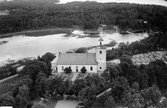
xmin=0 ymin=1 xmax=167 ymax=34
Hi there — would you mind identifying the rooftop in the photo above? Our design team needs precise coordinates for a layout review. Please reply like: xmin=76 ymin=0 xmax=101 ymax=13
xmin=57 ymin=53 xmax=97 ymax=65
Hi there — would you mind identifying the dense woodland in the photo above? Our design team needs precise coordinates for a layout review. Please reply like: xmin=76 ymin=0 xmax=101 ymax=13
xmin=0 ymin=52 xmax=167 ymax=108
xmin=0 ymin=1 xmax=167 ymax=34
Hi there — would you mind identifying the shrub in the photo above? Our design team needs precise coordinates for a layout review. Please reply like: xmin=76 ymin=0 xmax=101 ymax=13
xmin=64 ymin=67 xmax=72 ymax=73
xmin=81 ymin=67 xmax=87 ymax=73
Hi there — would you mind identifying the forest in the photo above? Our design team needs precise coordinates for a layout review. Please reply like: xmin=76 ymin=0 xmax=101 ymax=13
xmin=0 ymin=52 xmax=167 ymax=108
xmin=0 ymin=1 xmax=167 ymax=34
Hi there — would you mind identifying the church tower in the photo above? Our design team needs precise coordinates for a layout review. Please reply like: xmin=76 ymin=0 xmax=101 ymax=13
xmin=96 ymin=37 xmax=106 ymax=72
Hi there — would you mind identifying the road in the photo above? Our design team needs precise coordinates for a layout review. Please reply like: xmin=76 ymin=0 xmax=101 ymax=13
xmin=0 ymin=74 xmax=18 ymax=83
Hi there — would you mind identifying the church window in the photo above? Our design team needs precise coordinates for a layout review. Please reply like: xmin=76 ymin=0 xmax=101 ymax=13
xmin=100 ymin=67 xmax=102 ymax=69
xmin=90 ymin=66 xmax=93 ymax=71
xmin=62 ymin=66 xmax=64 ymax=70
xmin=100 ymin=51 xmax=102 ymax=54
xmin=100 ymin=42 xmax=102 ymax=45
xmin=76 ymin=66 xmax=78 ymax=68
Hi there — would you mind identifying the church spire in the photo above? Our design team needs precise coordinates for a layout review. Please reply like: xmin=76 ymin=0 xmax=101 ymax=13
xmin=98 ymin=37 xmax=103 ymax=46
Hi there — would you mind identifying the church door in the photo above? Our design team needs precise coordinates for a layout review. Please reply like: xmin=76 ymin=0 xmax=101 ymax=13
xmin=76 ymin=69 xmax=78 ymax=72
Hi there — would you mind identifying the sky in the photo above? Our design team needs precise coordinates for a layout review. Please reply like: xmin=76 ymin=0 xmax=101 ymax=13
xmin=59 ymin=0 xmax=167 ymax=6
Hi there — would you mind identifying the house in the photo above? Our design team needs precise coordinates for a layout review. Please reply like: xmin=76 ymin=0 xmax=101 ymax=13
xmin=51 ymin=38 xmax=106 ymax=74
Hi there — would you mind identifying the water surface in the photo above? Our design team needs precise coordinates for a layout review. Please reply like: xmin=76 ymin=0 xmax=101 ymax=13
xmin=0 ymin=30 xmax=148 ymax=65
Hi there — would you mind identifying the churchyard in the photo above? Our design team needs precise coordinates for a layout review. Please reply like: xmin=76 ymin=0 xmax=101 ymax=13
xmin=52 ymin=72 xmax=100 ymax=82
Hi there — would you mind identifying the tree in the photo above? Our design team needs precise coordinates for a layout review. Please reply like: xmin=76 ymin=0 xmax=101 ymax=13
xmin=40 ymin=52 xmax=55 ymax=72
xmin=81 ymin=67 xmax=87 ymax=73
xmin=17 ymin=75 xmax=33 ymax=90
xmin=111 ymin=77 xmax=130 ymax=102
xmin=101 ymin=70 xmax=111 ymax=82
xmin=44 ymin=76 xmax=65 ymax=97
xmin=131 ymin=82 xmax=140 ymax=93
xmin=122 ymin=90 xmax=145 ymax=108
xmin=156 ymin=98 xmax=167 ymax=108
xmin=75 ymin=48 xmax=87 ymax=53
xmin=72 ymin=79 xmax=87 ymax=97
xmin=108 ymin=66 xmax=119 ymax=80
xmin=120 ymin=54 xmax=133 ymax=64
xmin=19 ymin=60 xmax=48 ymax=81
xmin=36 ymin=71 xmax=47 ymax=84
xmin=15 ymin=94 xmax=28 ymax=108
xmin=64 ymin=67 xmax=72 ymax=73
xmin=128 ymin=93 xmax=145 ymax=108
xmin=63 ymin=80 xmax=73 ymax=96
xmin=141 ymin=86 xmax=162 ymax=107
xmin=78 ymin=85 xmax=97 ymax=106
xmin=17 ymin=85 xmax=30 ymax=101
xmin=126 ymin=66 xmax=140 ymax=85
xmin=0 ymin=92 xmax=15 ymax=106
xmin=35 ymin=71 xmax=47 ymax=97
xmin=120 ymin=62 xmax=130 ymax=75
xmin=139 ymin=72 xmax=148 ymax=90
xmin=104 ymin=96 xmax=116 ymax=108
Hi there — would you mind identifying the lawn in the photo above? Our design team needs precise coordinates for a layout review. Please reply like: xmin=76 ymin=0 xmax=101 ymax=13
xmin=45 ymin=98 xmax=58 ymax=108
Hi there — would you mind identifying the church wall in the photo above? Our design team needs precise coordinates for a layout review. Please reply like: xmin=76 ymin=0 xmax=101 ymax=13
xmin=96 ymin=48 xmax=106 ymax=62
xmin=96 ymin=47 xmax=106 ymax=72
xmin=57 ymin=65 xmax=97 ymax=73
xmin=97 ymin=63 xmax=106 ymax=72
xmin=51 ymin=63 xmax=57 ymax=70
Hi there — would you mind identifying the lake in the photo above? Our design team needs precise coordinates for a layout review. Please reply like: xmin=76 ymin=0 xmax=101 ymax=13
xmin=0 ymin=30 xmax=148 ymax=65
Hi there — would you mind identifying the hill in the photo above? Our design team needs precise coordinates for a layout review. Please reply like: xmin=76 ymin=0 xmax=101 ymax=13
xmin=0 ymin=1 xmax=167 ymax=34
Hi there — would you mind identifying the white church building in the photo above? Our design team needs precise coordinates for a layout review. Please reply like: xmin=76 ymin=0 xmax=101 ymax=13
xmin=51 ymin=38 xmax=106 ymax=74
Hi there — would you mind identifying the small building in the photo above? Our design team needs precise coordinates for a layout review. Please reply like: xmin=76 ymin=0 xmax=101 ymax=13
xmin=17 ymin=65 xmax=25 ymax=72
xmin=51 ymin=38 xmax=106 ymax=74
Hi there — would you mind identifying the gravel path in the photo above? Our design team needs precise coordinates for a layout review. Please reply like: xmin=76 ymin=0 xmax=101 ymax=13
xmin=0 ymin=74 xmax=18 ymax=83
xmin=55 ymin=96 xmax=80 ymax=108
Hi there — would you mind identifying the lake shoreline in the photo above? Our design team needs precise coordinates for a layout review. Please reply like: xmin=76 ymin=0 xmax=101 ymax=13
xmin=0 ymin=27 xmax=117 ymax=38
xmin=0 ymin=27 xmax=74 ymax=38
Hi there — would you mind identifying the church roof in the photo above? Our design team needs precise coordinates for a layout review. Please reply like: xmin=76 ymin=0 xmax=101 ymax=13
xmin=57 ymin=53 xmax=97 ymax=65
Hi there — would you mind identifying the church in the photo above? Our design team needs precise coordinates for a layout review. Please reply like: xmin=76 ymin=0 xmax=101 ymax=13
xmin=51 ymin=38 xmax=106 ymax=74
